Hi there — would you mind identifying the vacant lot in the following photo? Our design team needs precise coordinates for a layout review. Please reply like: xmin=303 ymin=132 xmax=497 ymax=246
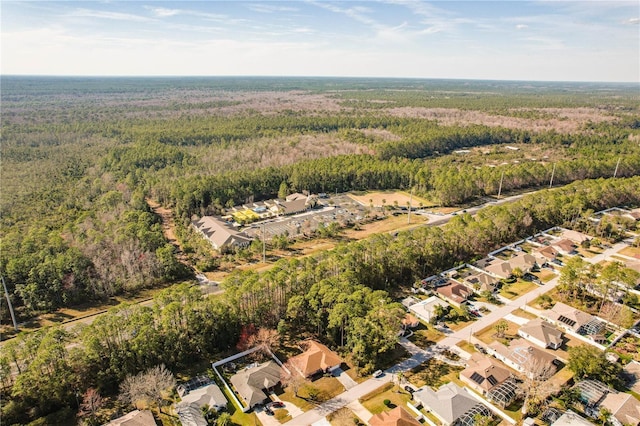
xmin=349 ymin=191 xmax=434 ymax=209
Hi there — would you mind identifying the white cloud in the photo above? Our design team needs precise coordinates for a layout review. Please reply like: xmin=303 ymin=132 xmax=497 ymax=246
xmin=626 ymin=17 xmax=639 ymax=25
xmin=67 ymin=8 xmax=154 ymax=22
xmin=245 ymin=3 xmax=299 ymax=13
xmin=516 ymin=24 xmax=529 ymax=29
xmin=147 ymin=7 xmax=181 ymax=18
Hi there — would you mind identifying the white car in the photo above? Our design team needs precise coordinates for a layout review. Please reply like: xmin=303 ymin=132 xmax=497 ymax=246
xmin=372 ymin=370 xmax=384 ymax=378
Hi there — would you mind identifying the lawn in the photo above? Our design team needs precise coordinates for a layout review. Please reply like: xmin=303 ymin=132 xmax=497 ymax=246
xmin=533 ymin=269 xmax=557 ymax=283
xmin=328 ymin=407 xmax=360 ymax=426
xmin=219 ymin=384 xmax=261 ymax=426
xmin=403 ymin=358 xmax=463 ymax=389
xmin=474 ymin=320 xmax=520 ymax=346
xmin=273 ymin=408 xmax=292 ymax=423
xmin=408 ymin=323 xmax=445 ymax=347
xmin=279 ymin=376 xmax=345 ymax=412
xmin=360 ymin=384 xmax=413 ymax=415
xmin=446 ymin=316 xmax=477 ymax=332
xmin=512 ymin=308 xmax=538 ymax=320
xmin=620 ymin=246 xmax=640 ymax=258
xmin=499 ymin=279 xmax=538 ymax=299
xmin=456 ymin=341 xmax=477 ymax=354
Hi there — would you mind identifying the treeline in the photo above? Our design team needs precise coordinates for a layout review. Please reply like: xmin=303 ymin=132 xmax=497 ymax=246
xmin=3 ymin=176 xmax=639 ymax=424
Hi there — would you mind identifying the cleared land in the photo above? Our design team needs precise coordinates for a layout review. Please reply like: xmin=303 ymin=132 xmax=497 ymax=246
xmin=349 ymin=191 xmax=434 ymax=209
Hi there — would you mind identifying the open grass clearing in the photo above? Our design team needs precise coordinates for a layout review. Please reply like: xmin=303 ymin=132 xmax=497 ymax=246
xmin=403 ymin=358 xmax=463 ymax=389
xmin=620 ymin=246 xmax=640 ymax=258
xmin=349 ymin=191 xmax=435 ymax=209
xmin=279 ymin=376 xmax=345 ymax=412
xmin=274 ymin=408 xmax=292 ymax=423
xmin=512 ymin=308 xmax=538 ymax=320
xmin=499 ymin=279 xmax=538 ymax=299
xmin=408 ymin=323 xmax=445 ymax=347
xmin=360 ymin=384 xmax=413 ymax=415
xmin=456 ymin=341 xmax=478 ymax=354
xmin=533 ymin=269 xmax=557 ymax=283
xmin=474 ymin=320 xmax=520 ymax=346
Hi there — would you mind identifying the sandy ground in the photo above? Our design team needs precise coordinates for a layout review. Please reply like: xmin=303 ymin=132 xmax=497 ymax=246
xmin=348 ymin=191 xmax=433 ymax=208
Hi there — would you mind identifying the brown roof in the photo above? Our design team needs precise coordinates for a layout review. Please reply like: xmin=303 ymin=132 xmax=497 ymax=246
xmin=106 ymin=410 xmax=157 ymax=426
xmin=552 ymin=239 xmax=576 ymax=253
xmin=601 ymin=392 xmax=640 ymax=426
xmin=508 ymin=253 xmax=537 ymax=272
xmin=436 ymin=283 xmax=473 ymax=304
xmin=561 ymin=229 xmax=592 ymax=244
xmin=534 ymin=245 xmax=558 ymax=260
xmin=461 ymin=353 xmax=512 ymax=392
xmin=289 ymin=341 xmax=343 ymax=377
xmin=369 ymin=407 xmax=421 ymax=426
xmin=192 ymin=216 xmax=251 ymax=250
xmin=402 ymin=314 xmax=419 ymax=327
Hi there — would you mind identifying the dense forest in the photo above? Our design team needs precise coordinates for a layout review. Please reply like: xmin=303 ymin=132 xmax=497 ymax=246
xmin=2 ymin=76 xmax=639 ymax=323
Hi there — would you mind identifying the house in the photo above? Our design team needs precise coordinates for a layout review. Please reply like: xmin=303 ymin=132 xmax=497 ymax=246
xmin=369 ymin=406 xmax=422 ymax=426
xmin=229 ymin=361 xmax=282 ymax=410
xmin=285 ymin=193 xmax=307 ymax=202
xmin=543 ymin=302 xmax=604 ymax=336
xmin=533 ymin=245 xmax=559 ymax=265
xmin=507 ymin=253 xmax=537 ymax=274
xmin=464 ymin=272 xmax=499 ymax=293
xmin=176 ymin=382 xmax=228 ymax=426
xmin=623 ymin=361 xmax=640 ymax=394
xmin=600 ymin=391 xmax=640 ymax=426
xmin=487 ymin=339 xmax=557 ymax=378
xmin=413 ymin=382 xmax=491 ymax=426
xmin=551 ymin=410 xmax=594 ymax=426
xmin=408 ymin=296 xmax=449 ymax=323
xmin=518 ymin=318 xmax=564 ymax=350
xmin=288 ymin=340 xmax=343 ymax=378
xmin=402 ymin=313 xmax=420 ymax=329
xmin=277 ymin=198 xmax=309 ymax=215
xmin=436 ymin=283 xmax=473 ymax=307
xmin=192 ymin=216 xmax=252 ymax=251
xmin=460 ymin=353 xmax=512 ymax=395
xmin=560 ymin=229 xmax=592 ymax=245
xmin=105 ymin=410 xmax=157 ymax=426
xmin=552 ymin=238 xmax=577 ymax=255
xmin=484 ymin=260 xmax=513 ymax=279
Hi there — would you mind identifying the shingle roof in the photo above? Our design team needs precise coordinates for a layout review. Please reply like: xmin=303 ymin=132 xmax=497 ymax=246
xmin=192 ymin=216 xmax=251 ymax=249
xmin=545 ymin=302 xmax=594 ymax=331
xmin=601 ymin=392 xmax=640 ymax=426
xmin=369 ymin=407 xmax=422 ymax=426
xmin=519 ymin=318 xmax=563 ymax=348
xmin=230 ymin=361 xmax=282 ymax=408
xmin=461 ymin=353 xmax=512 ymax=392
xmin=289 ymin=341 xmax=343 ymax=377
xmin=105 ymin=410 xmax=157 ymax=426
xmin=413 ymin=383 xmax=480 ymax=424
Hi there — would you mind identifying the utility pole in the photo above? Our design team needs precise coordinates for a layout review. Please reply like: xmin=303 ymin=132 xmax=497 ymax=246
xmin=497 ymin=171 xmax=505 ymax=199
xmin=1 ymin=275 xmax=18 ymax=331
xmin=262 ymin=222 xmax=266 ymax=264
xmin=614 ymin=157 xmax=621 ymax=178
xmin=407 ymin=190 xmax=413 ymax=224
xmin=549 ymin=163 xmax=556 ymax=188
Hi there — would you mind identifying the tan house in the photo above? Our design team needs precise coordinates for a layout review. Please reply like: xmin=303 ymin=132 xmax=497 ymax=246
xmin=484 ymin=260 xmax=513 ymax=279
xmin=369 ymin=407 xmax=422 ymax=426
xmin=436 ymin=283 xmax=473 ymax=307
xmin=507 ymin=253 xmax=537 ymax=274
xmin=600 ymin=392 xmax=640 ymax=426
xmin=518 ymin=318 xmax=564 ymax=350
xmin=460 ymin=353 xmax=512 ymax=395
xmin=464 ymin=272 xmax=499 ymax=293
xmin=289 ymin=341 xmax=343 ymax=378
xmin=552 ymin=238 xmax=577 ymax=255
xmin=487 ymin=339 xmax=557 ymax=378
xmin=533 ymin=245 xmax=559 ymax=265
xmin=192 ymin=216 xmax=252 ymax=251
xmin=106 ymin=410 xmax=157 ymax=426
xmin=560 ymin=229 xmax=592 ymax=245
xmin=543 ymin=302 xmax=604 ymax=336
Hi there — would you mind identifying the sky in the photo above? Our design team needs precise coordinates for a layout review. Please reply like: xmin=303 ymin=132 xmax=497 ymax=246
xmin=2 ymin=1 xmax=639 ymax=82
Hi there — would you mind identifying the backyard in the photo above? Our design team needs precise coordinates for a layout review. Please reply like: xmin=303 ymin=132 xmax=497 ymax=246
xmin=360 ymin=384 xmax=413 ymax=415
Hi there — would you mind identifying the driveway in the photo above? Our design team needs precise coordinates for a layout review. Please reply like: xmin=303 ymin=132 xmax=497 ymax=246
xmin=332 ymin=367 xmax=358 ymax=390
xmin=346 ymin=400 xmax=373 ymax=423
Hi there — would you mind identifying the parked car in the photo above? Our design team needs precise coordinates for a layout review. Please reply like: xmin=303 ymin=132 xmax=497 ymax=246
xmin=372 ymin=370 xmax=384 ymax=378
xmin=270 ymin=401 xmax=285 ymax=409
xmin=265 ymin=407 xmax=274 ymax=416
xmin=404 ymin=385 xmax=415 ymax=393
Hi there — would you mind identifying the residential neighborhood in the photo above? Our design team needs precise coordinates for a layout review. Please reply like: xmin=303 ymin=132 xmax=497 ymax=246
xmin=141 ymin=206 xmax=640 ymax=426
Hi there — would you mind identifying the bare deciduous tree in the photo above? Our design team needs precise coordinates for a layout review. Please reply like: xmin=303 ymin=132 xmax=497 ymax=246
xmin=77 ymin=387 xmax=104 ymax=424
xmin=119 ymin=364 xmax=176 ymax=412
xmin=518 ymin=358 xmax=559 ymax=416
xmin=281 ymin=357 xmax=308 ymax=397
xmin=248 ymin=328 xmax=280 ymax=355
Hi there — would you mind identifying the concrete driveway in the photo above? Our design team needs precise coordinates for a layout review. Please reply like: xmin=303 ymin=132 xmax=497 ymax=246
xmin=332 ymin=367 xmax=358 ymax=390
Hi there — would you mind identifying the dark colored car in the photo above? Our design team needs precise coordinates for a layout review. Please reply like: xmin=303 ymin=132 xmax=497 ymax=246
xmin=271 ymin=401 xmax=285 ymax=408
xmin=404 ymin=385 xmax=415 ymax=393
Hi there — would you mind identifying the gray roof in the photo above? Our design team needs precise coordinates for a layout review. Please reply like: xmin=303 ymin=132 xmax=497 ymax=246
xmin=519 ymin=318 xmax=563 ymax=348
xmin=105 ymin=410 xmax=157 ymax=426
xmin=413 ymin=382 xmax=479 ymax=424
xmin=551 ymin=410 xmax=593 ymax=426
xmin=179 ymin=383 xmax=227 ymax=409
xmin=230 ymin=361 xmax=282 ymax=408
xmin=192 ymin=216 xmax=251 ymax=249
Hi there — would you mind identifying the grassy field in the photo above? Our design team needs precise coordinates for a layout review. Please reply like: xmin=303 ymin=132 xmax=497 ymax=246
xmin=408 ymin=323 xmax=445 ymax=347
xmin=499 ymin=279 xmax=538 ymax=299
xmin=475 ymin=320 xmax=520 ymax=345
xmin=620 ymin=246 xmax=640 ymax=258
xmin=349 ymin=191 xmax=435 ymax=209
xmin=360 ymin=384 xmax=412 ymax=415
xmin=279 ymin=376 xmax=345 ymax=412
xmin=403 ymin=358 xmax=463 ymax=389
